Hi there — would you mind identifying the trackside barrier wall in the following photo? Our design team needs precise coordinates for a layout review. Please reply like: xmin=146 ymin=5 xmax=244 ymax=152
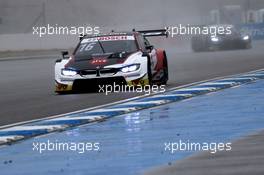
xmin=0 ymin=34 xmax=78 ymax=51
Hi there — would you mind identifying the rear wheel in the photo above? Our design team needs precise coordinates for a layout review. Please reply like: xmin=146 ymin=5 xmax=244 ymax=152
xmin=245 ymin=42 xmax=252 ymax=49
xmin=160 ymin=51 xmax=169 ymax=85
xmin=147 ymin=56 xmax=153 ymax=86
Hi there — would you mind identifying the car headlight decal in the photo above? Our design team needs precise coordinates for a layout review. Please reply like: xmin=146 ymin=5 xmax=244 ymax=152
xmin=211 ymin=36 xmax=219 ymax=42
xmin=121 ymin=64 xmax=140 ymax=73
xmin=61 ymin=69 xmax=78 ymax=76
xmin=242 ymin=35 xmax=250 ymax=40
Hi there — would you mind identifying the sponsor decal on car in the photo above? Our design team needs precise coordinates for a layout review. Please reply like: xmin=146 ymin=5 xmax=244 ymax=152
xmin=81 ymin=35 xmax=135 ymax=43
xmin=90 ymin=58 xmax=108 ymax=65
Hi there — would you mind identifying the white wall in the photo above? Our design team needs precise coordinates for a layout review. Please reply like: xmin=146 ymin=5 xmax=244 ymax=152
xmin=0 ymin=34 xmax=78 ymax=51
xmin=1 ymin=0 xmax=264 ymax=51
xmin=0 ymin=33 xmax=190 ymax=52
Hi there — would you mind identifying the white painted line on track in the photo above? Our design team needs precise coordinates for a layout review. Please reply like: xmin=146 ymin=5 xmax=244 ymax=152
xmin=221 ymin=77 xmax=256 ymax=80
xmin=241 ymin=73 xmax=264 ymax=77
xmin=49 ymin=116 xmax=103 ymax=121
xmin=0 ymin=136 xmax=24 ymax=142
xmin=125 ymin=100 xmax=166 ymax=105
xmin=1 ymin=125 xmax=65 ymax=132
xmin=174 ymin=87 xmax=217 ymax=92
xmin=200 ymin=82 xmax=237 ymax=86
xmin=150 ymin=94 xmax=193 ymax=98
xmin=90 ymin=108 xmax=137 ymax=112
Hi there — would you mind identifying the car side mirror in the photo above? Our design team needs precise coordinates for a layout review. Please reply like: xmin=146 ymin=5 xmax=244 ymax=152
xmin=145 ymin=45 xmax=154 ymax=51
xmin=79 ymin=34 xmax=86 ymax=41
xmin=55 ymin=59 xmax=62 ymax=63
xmin=61 ymin=51 xmax=69 ymax=59
xmin=142 ymin=52 xmax=149 ymax=57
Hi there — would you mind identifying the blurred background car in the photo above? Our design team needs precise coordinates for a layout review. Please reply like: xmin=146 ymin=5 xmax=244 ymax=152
xmin=191 ymin=24 xmax=252 ymax=52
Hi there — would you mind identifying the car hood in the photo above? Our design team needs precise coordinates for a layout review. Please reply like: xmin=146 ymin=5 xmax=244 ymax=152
xmin=65 ymin=52 xmax=133 ymax=70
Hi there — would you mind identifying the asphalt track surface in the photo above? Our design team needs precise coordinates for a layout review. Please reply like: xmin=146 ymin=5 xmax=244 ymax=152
xmin=145 ymin=130 xmax=264 ymax=175
xmin=1 ymin=42 xmax=264 ymax=126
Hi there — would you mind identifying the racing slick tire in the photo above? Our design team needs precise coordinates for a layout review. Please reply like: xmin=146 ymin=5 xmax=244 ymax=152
xmin=160 ymin=51 xmax=169 ymax=85
xmin=147 ymin=55 xmax=153 ymax=86
xmin=245 ymin=42 xmax=252 ymax=49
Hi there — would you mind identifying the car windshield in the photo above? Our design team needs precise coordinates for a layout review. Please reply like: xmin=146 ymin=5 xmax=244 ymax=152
xmin=75 ymin=35 xmax=138 ymax=58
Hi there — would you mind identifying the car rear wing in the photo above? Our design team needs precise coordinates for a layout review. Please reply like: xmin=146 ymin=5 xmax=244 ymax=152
xmin=136 ymin=29 xmax=168 ymax=38
xmin=79 ymin=28 xmax=168 ymax=41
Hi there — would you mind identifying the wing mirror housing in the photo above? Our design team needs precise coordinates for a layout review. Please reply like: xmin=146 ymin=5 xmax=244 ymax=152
xmin=55 ymin=59 xmax=62 ymax=63
xmin=142 ymin=52 xmax=149 ymax=57
xmin=79 ymin=34 xmax=87 ymax=41
xmin=145 ymin=45 xmax=154 ymax=51
xmin=61 ymin=51 xmax=69 ymax=59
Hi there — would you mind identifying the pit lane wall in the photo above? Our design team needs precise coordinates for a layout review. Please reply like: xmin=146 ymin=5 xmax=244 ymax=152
xmin=0 ymin=34 xmax=79 ymax=51
xmin=1 ymin=0 xmax=264 ymax=52
xmin=0 ymin=33 xmax=189 ymax=52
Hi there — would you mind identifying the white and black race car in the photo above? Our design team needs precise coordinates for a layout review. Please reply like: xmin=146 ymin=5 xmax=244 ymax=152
xmin=191 ymin=25 xmax=252 ymax=52
xmin=55 ymin=29 xmax=169 ymax=93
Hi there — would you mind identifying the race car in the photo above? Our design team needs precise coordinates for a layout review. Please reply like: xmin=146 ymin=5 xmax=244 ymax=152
xmin=191 ymin=24 xmax=252 ymax=52
xmin=55 ymin=29 xmax=169 ymax=93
